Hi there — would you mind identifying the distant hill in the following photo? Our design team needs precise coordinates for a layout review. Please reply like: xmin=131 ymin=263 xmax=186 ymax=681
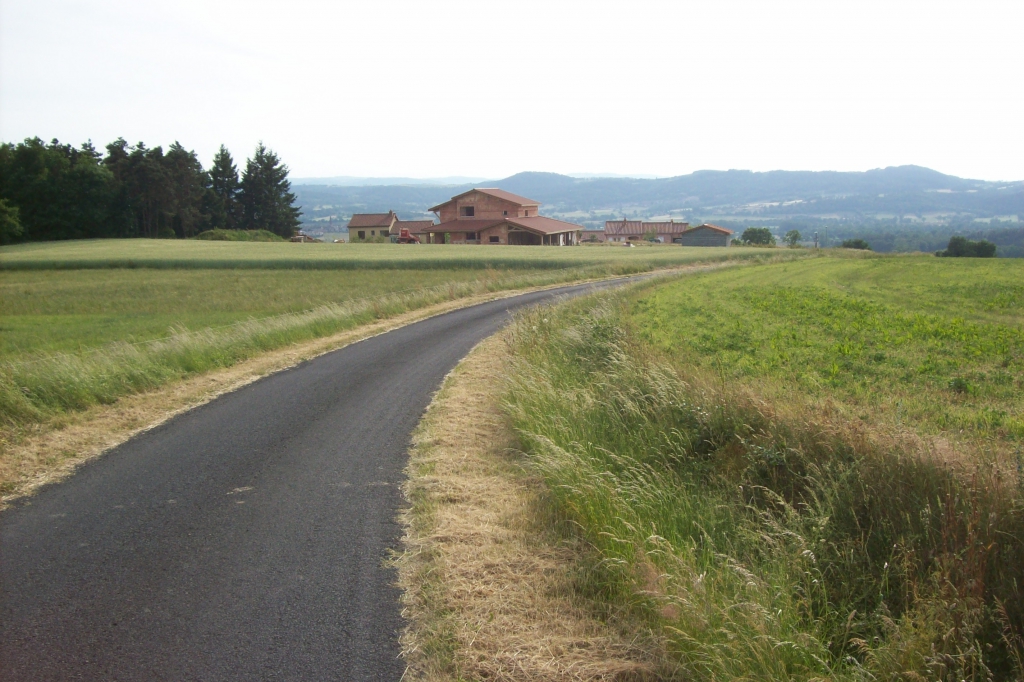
xmin=294 ymin=166 xmax=1024 ymax=234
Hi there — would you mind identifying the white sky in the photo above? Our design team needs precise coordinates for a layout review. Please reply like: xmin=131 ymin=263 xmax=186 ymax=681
xmin=1 ymin=0 xmax=1021 ymax=181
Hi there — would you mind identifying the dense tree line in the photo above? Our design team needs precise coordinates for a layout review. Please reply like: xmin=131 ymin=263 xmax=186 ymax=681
xmin=937 ymin=235 xmax=997 ymax=257
xmin=0 ymin=138 xmax=300 ymax=243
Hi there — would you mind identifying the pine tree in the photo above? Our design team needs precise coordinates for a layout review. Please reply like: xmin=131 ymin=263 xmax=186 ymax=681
xmin=238 ymin=142 xmax=301 ymax=237
xmin=209 ymin=145 xmax=239 ymax=229
xmin=165 ymin=142 xmax=209 ymax=238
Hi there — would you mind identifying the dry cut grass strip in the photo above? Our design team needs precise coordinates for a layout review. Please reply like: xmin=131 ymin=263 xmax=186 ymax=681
xmin=398 ymin=334 xmax=660 ymax=681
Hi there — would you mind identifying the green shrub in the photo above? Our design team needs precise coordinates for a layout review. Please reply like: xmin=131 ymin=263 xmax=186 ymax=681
xmin=840 ymin=238 xmax=871 ymax=250
xmin=194 ymin=229 xmax=285 ymax=242
xmin=937 ymin=235 xmax=997 ymax=258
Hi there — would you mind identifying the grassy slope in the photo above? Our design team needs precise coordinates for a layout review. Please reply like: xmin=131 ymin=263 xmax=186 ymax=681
xmin=503 ymin=253 xmax=1024 ymax=680
xmin=634 ymin=253 xmax=1024 ymax=440
xmin=0 ymin=268 xmax=516 ymax=357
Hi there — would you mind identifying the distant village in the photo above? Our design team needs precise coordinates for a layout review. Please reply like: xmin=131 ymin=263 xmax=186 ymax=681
xmin=329 ymin=187 xmax=733 ymax=246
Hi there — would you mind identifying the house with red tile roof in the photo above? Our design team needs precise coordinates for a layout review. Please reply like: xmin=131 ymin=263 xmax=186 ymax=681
xmin=347 ymin=211 xmax=398 ymax=240
xmin=346 ymin=211 xmax=437 ymax=241
xmin=414 ymin=188 xmax=582 ymax=245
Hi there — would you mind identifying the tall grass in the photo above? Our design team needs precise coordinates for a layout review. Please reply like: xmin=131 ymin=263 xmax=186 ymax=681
xmin=503 ymin=282 xmax=1024 ymax=680
xmin=0 ymin=264 xmax=634 ymax=432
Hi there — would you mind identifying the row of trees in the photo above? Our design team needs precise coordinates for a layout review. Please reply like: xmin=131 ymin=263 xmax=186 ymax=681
xmin=0 ymin=138 xmax=301 ymax=243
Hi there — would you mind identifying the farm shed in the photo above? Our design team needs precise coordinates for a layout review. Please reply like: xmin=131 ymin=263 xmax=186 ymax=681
xmin=604 ymin=219 xmax=690 ymax=243
xmin=415 ymin=188 xmax=582 ymax=245
xmin=678 ymin=223 xmax=733 ymax=246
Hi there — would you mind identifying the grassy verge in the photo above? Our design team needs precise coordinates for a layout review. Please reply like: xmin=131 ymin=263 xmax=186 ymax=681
xmin=503 ymin=254 xmax=1024 ymax=680
xmin=398 ymin=335 xmax=659 ymax=680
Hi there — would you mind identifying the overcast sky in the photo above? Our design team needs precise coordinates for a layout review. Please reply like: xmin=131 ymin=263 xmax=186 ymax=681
xmin=1 ymin=0 xmax=1021 ymax=181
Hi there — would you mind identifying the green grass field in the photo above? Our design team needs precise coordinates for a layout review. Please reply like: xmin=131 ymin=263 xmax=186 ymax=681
xmin=632 ymin=253 xmax=1024 ymax=440
xmin=0 ymin=268 xmax=520 ymax=357
xmin=0 ymin=239 xmax=760 ymax=270
xmin=0 ymin=239 xmax=782 ymax=469
xmin=504 ymin=252 xmax=1024 ymax=680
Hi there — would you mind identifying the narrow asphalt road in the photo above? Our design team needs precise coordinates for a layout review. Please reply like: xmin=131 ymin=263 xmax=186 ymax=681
xmin=0 ymin=278 xmax=630 ymax=681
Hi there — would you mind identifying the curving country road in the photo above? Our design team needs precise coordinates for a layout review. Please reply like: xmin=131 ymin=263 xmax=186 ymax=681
xmin=0 ymin=278 xmax=631 ymax=681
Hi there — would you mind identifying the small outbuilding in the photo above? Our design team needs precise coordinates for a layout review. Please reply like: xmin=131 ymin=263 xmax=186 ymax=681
xmin=604 ymin=219 xmax=690 ymax=243
xmin=678 ymin=223 xmax=733 ymax=247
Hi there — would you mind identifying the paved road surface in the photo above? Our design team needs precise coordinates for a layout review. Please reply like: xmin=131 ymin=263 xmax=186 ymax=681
xmin=1 ymin=279 xmax=628 ymax=681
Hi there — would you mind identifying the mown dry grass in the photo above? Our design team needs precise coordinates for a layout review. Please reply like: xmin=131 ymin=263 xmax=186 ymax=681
xmin=398 ymin=334 xmax=662 ymax=681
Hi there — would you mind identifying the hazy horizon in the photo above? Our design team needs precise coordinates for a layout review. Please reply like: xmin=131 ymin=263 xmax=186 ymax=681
xmin=2 ymin=0 xmax=1021 ymax=182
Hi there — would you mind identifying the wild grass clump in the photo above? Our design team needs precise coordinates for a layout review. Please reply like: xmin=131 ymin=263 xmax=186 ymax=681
xmin=503 ymin=281 xmax=1024 ymax=679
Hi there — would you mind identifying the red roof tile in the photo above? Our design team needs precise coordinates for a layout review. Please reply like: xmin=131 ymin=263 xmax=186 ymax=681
xmin=413 ymin=216 xmax=582 ymax=236
xmin=408 ymin=218 xmax=506 ymax=234
xmin=689 ymin=223 xmax=734 ymax=235
xmin=347 ymin=212 xmax=396 ymax=228
xmin=507 ymin=216 xmax=581 ymax=235
xmin=429 ymin=188 xmax=540 ymax=212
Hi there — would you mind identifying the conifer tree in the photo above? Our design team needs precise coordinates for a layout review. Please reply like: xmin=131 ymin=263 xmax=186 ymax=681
xmin=238 ymin=142 xmax=301 ymax=237
xmin=209 ymin=145 xmax=240 ymax=229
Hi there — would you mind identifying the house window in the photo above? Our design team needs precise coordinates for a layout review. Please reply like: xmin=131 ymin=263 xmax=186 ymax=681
xmin=466 ymin=232 xmax=476 ymax=240
xmin=523 ymin=210 xmax=529 ymax=216
xmin=489 ymin=236 xmax=500 ymax=243
xmin=370 ymin=230 xmax=375 ymax=236
xmin=358 ymin=231 xmax=365 ymax=239
xmin=460 ymin=206 xmax=475 ymax=217
xmin=503 ymin=210 xmax=508 ymax=216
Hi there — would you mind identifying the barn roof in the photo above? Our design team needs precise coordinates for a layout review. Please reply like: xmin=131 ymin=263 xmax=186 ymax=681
xmin=689 ymin=223 xmax=734 ymax=235
xmin=605 ymin=219 xmax=689 ymax=235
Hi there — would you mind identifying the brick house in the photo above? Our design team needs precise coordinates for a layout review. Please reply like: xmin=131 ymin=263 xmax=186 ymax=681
xmin=604 ymin=219 xmax=691 ymax=243
xmin=414 ymin=188 xmax=582 ymax=245
xmin=347 ymin=212 xmax=437 ymax=241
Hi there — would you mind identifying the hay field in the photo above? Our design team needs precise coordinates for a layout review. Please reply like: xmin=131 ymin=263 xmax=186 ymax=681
xmin=504 ymin=252 xmax=1024 ymax=680
xmin=0 ymin=239 xmax=760 ymax=270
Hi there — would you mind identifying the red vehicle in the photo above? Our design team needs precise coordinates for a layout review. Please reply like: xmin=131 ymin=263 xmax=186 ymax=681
xmin=394 ymin=228 xmax=420 ymax=244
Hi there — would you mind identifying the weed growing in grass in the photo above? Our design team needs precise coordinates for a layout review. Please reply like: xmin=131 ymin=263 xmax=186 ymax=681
xmin=503 ymin=257 xmax=1024 ymax=680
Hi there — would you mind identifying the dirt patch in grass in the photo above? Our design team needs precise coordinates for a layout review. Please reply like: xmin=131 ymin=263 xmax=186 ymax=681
xmin=397 ymin=334 xmax=661 ymax=680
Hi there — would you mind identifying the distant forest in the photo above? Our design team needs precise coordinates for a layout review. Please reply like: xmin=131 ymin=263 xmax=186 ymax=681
xmin=0 ymin=138 xmax=301 ymax=243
